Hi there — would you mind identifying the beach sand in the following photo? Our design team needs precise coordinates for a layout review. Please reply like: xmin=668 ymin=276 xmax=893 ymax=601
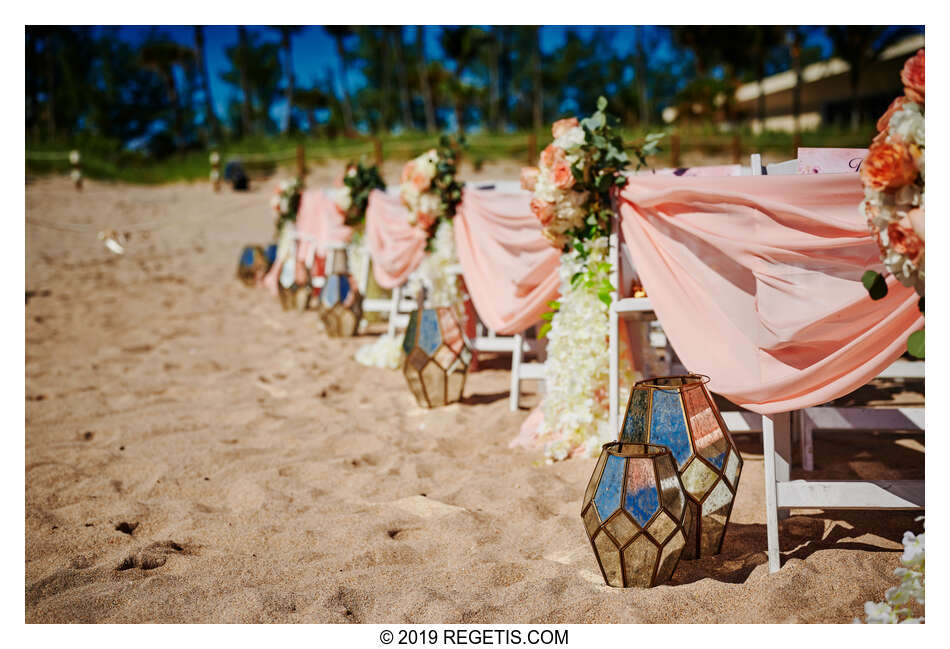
xmin=25 ymin=167 xmax=924 ymax=623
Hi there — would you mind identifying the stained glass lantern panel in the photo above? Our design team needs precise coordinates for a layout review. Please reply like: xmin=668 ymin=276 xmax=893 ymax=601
xmin=581 ymin=443 xmax=690 ymax=588
xmin=237 ymin=245 xmax=269 ymax=287
xmin=619 ymin=374 xmax=743 ymax=559
xmin=318 ymin=248 xmax=363 ymax=337
xmin=277 ymin=258 xmax=312 ymax=311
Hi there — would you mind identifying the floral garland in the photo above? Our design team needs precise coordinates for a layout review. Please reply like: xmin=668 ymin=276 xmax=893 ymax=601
xmin=860 ymin=49 xmax=924 ymax=358
xmin=522 ymin=97 xmax=660 ymax=461
xmin=270 ymin=177 xmax=302 ymax=239
xmin=856 ymin=517 xmax=924 ymax=623
xmin=332 ymin=161 xmax=386 ymax=227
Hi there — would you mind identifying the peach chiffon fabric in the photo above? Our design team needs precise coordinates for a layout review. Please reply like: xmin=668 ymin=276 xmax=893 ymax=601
xmin=453 ymin=186 xmax=560 ymax=335
xmin=616 ymin=173 xmax=922 ymax=415
xmin=364 ymin=189 xmax=428 ymax=289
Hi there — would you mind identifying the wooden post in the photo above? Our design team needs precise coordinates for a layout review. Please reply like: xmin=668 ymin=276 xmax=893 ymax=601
xmin=296 ymin=143 xmax=306 ymax=182
xmin=373 ymin=137 xmax=383 ymax=168
xmin=793 ymin=132 xmax=802 ymax=158
xmin=527 ymin=131 xmax=538 ymax=165
xmin=731 ymin=134 xmax=741 ymax=164
xmin=209 ymin=151 xmax=221 ymax=192
xmin=670 ymin=132 xmax=680 ymax=168
xmin=70 ymin=150 xmax=82 ymax=190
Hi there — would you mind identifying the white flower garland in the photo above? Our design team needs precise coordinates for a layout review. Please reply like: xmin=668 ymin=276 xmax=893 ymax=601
xmin=856 ymin=518 xmax=925 ymax=623
xmin=407 ymin=219 xmax=460 ymax=309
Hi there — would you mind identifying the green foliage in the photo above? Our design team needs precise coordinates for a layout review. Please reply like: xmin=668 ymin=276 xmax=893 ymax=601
xmin=341 ymin=161 xmax=386 ymax=227
xmin=862 ymin=270 xmax=889 ymax=300
xmin=907 ymin=329 xmax=924 ymax=359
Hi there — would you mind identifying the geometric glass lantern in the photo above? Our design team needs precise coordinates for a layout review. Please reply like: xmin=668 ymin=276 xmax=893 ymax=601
xmin=277 ymin=257 xmax=312 ymax=311
xmin=401 ymin=305 xmax=472 ymax=408
xmin=318 ymin=246 xmax=363 ymax=337
xmin=581 ymin=442 xmax=692 ymax=588
xmin=237 ymin=244 xmax=269 ymax=287
xmin=619 ymin=374 xmax=742 ymax=559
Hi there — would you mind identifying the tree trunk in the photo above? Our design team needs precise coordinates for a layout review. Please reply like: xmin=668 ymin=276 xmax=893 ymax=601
xmin=454 ymin=65 xmax=465 ymax=137
xmin=332 ymin=35 xmax=356 ymax=135
xmin=194 ymin=26 xmax=220 ymax=141
xmin=634 ymin=26 xmax=650 ymax=126
xmin=236 ymin=26 xmax=254 ymax=136
xmin=850 ymin=68 xmax=861 ymax=132
xmin=392 ymin=27 xmax=413 ymax=131
xmin=791 ymin=31 xmax=803 ymax=135
xmin=531 ymin=26 xmax=542 ymax=133
xmin=45 ymin=32 xmax=56 ymax=140
xmin=488 ymin=31 xmax=500 ymax=132
xmin=380 ymin=28 xmax=393 ymax=133
xmin=281 ymin=28 xmax=295 ymax=134
xmin=416 ymin=27 xmax=436 ymax=134
xmin=499 ymin=28 xmax=512 ymax=131
xmin=756 ymin=59 xmax=766 ymax=129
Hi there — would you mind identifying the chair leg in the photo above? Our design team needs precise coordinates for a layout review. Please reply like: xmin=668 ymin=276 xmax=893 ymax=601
xmin=509 ymin=333 xmax=524 ymax=412
xmin=801 ymin=411 xmax=815 ymax=471
xmin=762 ymin=414 xmax=782 ymax=573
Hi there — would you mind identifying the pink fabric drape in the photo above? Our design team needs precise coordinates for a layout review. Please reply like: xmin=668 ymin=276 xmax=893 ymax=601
xmin=295 ymin=189 xmax=353 ymax=276
xmin=453 ymin=186 xmax=560 ymax=335
xmin=616 ymin=173 xmax=923 ymax=414
xmin=364 ymin=189 xmax=427 ymax=289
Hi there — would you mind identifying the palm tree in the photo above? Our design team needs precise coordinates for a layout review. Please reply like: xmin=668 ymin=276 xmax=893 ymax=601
xmin=440 ymin=26 xmax=486 ymax=135
xmin=273 ymin=26 xmax=304 ymax=134
xmin=193 ymin=26 xmax=220 ymax=141
xmin=416 ymin=26 xmax=437 ymax=133
xmin=139 ymin=39 xmax=194 ymax=146
xmin=325 ymin=26 xmax=356 ymax=134
xmin=390 ymin=27 xmax=414 ymax=131
xmin=235 ymin=26 xmax=254 ymax=135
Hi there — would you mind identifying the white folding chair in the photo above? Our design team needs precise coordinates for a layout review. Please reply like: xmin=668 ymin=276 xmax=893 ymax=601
xmin=750 ymin=153 xmax=925 ymax=572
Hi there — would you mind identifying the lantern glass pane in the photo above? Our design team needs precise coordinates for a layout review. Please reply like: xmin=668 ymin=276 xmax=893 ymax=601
xmin=620 ymin=388 xmax=650 ymax=443
xmin=681 ymin=457 xmax=718 ymax=500
xmin=649 ymin=388 xmax=692 ymax=467
xmin=593 ymin=454 xmax=625 ymax=521
xmin=434 ymin=345 xmax=455 ymax=370
xmin=724 ymin=449 xmax=741 ymax=488
xmin=623 ymin=457 xmax=660 ymax=527
xmin=419 ymin=309 xmax=442 ymax=355
xmin=604 ymin=511 xmax=638 ymax=545
xmin=655 ymin=453 xmax=685 ymax=518
xmin=402 ymin=312 xmax=418 ymax=355
xmin=593 ymin=531 xmax=623 ymax=587
xmin=647 ymin=509 xmax=676 ymax=545
xmin=583 ymin=452 xmax=608 ymax=507
xmin=582 ymin=504 xmax=600 ymax=537
xmin=684 ymin=385 xmax=728 ymax=469
xmin=446 ymin=368 xmax=465 ymax=403
xmin=622 ymin=534 xmax=658 ymax=588
xmin=655 ymin=529 xmax=686 ymax=584
xmin=421 ymin=361 xmax=446 ymax=407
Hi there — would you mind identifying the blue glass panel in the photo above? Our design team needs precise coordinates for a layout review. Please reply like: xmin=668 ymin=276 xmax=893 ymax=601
xmin=402 ymin=312 xmax=418 ymax=355
xmin=337 ymin=275 xmax=350 ymax=302
xmin=650 ymin=388 xmax=692 ymax=468
xmin=708 ymin=451 xmax=727 ymax=470
xmin=620 ymin=388 xmax=649 ymax=443
xmin=240 ymin=247 xmax=254 ymax=267
xmin=265 ymin=244 xmax=277 ymax=265
xmin=623 ymin=458 xmax=660 ymax=527
xmin=321 ymin=275 xmax=340 ymax=306
xmin=419 ymin=309 xmax=442 ymax=356
xmin=593 ymin=454 xmax=625 ymax=521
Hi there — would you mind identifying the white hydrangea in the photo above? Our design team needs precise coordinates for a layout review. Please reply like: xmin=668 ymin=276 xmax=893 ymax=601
xmin=69 ymin=150 xmax=80 ymax=165
xmin=355 ymin=334 xmax=405 ymax=369
xmin=407 ymin=219 xmax=460 ymax=308
xmin=333 ymin=186 xmax=353 ymax=212
xmin=554 ymin=126 xmax=586 ymax=153
xmin=856 ymin=520 xmax=924 ymax=624
xmin=419 ymin=192 xmax=442 ymax=218
xmin=889 ymin=102 xmax=924 ymax=147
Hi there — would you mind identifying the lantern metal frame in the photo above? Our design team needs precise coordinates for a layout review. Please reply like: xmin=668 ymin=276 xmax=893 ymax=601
xmin=581 ymin=442 xmax=692 ymax=588
xmin=318 ymin=247 xmax=363 ymax=337
xmin=401 ymin=304 xmax=472 ymax=408
xmin=277 ymin=258 xmax=312 ymax=311
xmin=619 ymin=374 xmax=743 ymax=559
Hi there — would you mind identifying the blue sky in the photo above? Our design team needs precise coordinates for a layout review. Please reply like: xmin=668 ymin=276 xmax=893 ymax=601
xmin=97 ymin=25 xmax=837 ymax=125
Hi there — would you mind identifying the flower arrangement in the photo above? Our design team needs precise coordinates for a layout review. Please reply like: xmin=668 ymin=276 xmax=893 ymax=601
xmin=332 ymin=161 xmax=386 ymax=227
xmin=860 ymin=49 xmax=924 ymax=358
xmin=521 ymin=97 xmax=661 ymax=461
xmin=856 ymin=518 xmax=924 ymax=623
xmin=270 ymin=177 xmax=302 ymax=239
xmin=400 ymin=136 xmax=464 ymax=244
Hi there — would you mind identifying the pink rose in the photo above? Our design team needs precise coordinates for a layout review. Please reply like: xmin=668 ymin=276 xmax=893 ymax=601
xmin=411 ymin=171 xmax=431 ymax=192
xmin=552 ymin=160 xmax=574 ymax=189
xmin=877 ymin=96 xmax=907 ymax=133
xmin=861 ymin=136 xmax=918 ymax=191
xmin=552 ymin=117 xmax=579 ymax=139
xmin=540 ymin=143 xmax=565 ymax=169
xmin=908 ymin=207 xmax=925 ymax=241
xmin=888 ymin=220 xmax=924 ymax=264
xmin=530 ymin=197 xmax=556 ymax=226
xmin=520 ymin=167 xmax=539 ymax=191
xmin=901 ymin=49 xmax=924 ymax=104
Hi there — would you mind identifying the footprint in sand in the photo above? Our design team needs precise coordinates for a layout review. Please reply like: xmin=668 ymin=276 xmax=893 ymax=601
xmin=115 ymin=540 xmax=192 ymax=571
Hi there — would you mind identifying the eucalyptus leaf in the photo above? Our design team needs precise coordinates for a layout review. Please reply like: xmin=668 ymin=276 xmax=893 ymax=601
xmin=907 ymin=329 xmax=925 ymax=358
xmin=538 ymin=322 xmax=551 ymax=338
xmin=861 ymin=270 xmax=888 ymax=300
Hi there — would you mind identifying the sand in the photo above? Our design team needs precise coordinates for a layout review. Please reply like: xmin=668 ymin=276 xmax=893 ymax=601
xmin=25 ymin=166 xmax=924 ymax=623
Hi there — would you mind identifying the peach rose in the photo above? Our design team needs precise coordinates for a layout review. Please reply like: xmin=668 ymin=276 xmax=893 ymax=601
xmin=861 ymin=137 xmax=918 ymax=191
xmin=530 ymin=197 xmax=556 ymax=226
xmin=417 ymin=211 xmax=435 ymax=231
xmin=888 ymin=220 xmax=924 ymax=264
xmin=411 ymin=170 xmax=431 ymax=192
xmin=520 ymin=167 xmax=539 ymax=191
xmin=552 ymin=160 xmax=574 ymax=189
xmin=908 ymin=207 xmax=925 ymax=241
xmin=401 ymin=162 xmax=414 ymax=184
xmin=540 ymin=143 xmax=565 ymax=168
xmin=877 ymin=96 xmax=907 ymax=133
xmin=552 ymin=117 xmax=579 ymax=139
xmin=901 ymin=49 xmax=924 ymax=104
